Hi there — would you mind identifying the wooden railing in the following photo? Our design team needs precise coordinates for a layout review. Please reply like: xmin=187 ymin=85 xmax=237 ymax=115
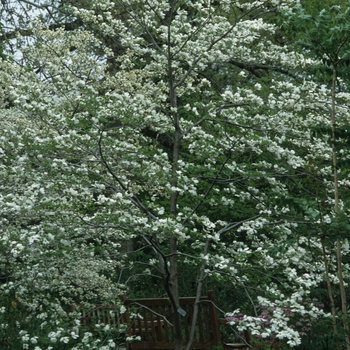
xmin=123 ymin=290 xmax=221 ymax=350
xmin=76 ymin=291 xmax=250 ymax=350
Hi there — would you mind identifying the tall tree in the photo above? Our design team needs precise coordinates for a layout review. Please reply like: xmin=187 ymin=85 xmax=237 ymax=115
xmin=287 ymin=3 xmax=350 ymax=348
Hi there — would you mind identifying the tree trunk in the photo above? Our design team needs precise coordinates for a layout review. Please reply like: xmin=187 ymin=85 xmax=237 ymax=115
xmin=169 ymin=235 xmax=183 ymax=350
xmin=167 ymin=3 xmax=183 ymax=344
xmin=168 ymin=125 xmax=183 ymax=350
xmin=321 ymin=237 xmax=341 ymax=350
xmin=184 ymin=239 xmax=210 ymax=350
xmin=331 ymin=63 xmax=350 ymax=350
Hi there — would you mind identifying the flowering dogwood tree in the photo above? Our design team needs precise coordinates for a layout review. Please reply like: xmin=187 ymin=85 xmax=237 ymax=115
xmin=0 ymin=0 xmax=347 ymax=349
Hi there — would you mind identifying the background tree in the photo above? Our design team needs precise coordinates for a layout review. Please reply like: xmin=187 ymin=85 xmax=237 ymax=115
xmin=286 ymin=3 xmax=350 ymax=348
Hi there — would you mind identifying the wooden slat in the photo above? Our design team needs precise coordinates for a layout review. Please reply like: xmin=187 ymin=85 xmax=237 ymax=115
xmin=189 ymin=303 xmax=196 ymax=341
xmin=208 ymin=290 xmax=220 ymax=343
xmin=197 ymin=303 xmax=204 ymax=342
xmin=203 ymin=303 xmax=210 ymax=341
xmin=136 ymin=313 xmax=143 ymax=340
xmin=156 ymin=305 xmax=163 ymax=340
xmin=183 ymin=304 xmax=190 ymax=342
xmin=162 ymin=305 xmax=170 ymax=342
xmin=141 ymin=308 xmax=148 ymax=341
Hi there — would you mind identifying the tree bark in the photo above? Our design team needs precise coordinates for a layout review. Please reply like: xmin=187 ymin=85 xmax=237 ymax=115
xmin=184 ymin=239 xmax=210 ymax=350
xmin=321 ymin=237 xmax=340 ymax=350
xmin=167 ymin=1 xmax=183 ymax=346
xmin=331 ymin=63 xmax=350 ymax=350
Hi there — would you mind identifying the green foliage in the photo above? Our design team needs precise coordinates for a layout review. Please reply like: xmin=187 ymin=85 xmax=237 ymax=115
xmin=286 ymin=3 xmax=350 ymax=78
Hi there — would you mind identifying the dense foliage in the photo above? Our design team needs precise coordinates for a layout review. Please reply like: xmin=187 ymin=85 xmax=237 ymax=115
xmin=1 ymin=0 xmax=350 ymax=349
